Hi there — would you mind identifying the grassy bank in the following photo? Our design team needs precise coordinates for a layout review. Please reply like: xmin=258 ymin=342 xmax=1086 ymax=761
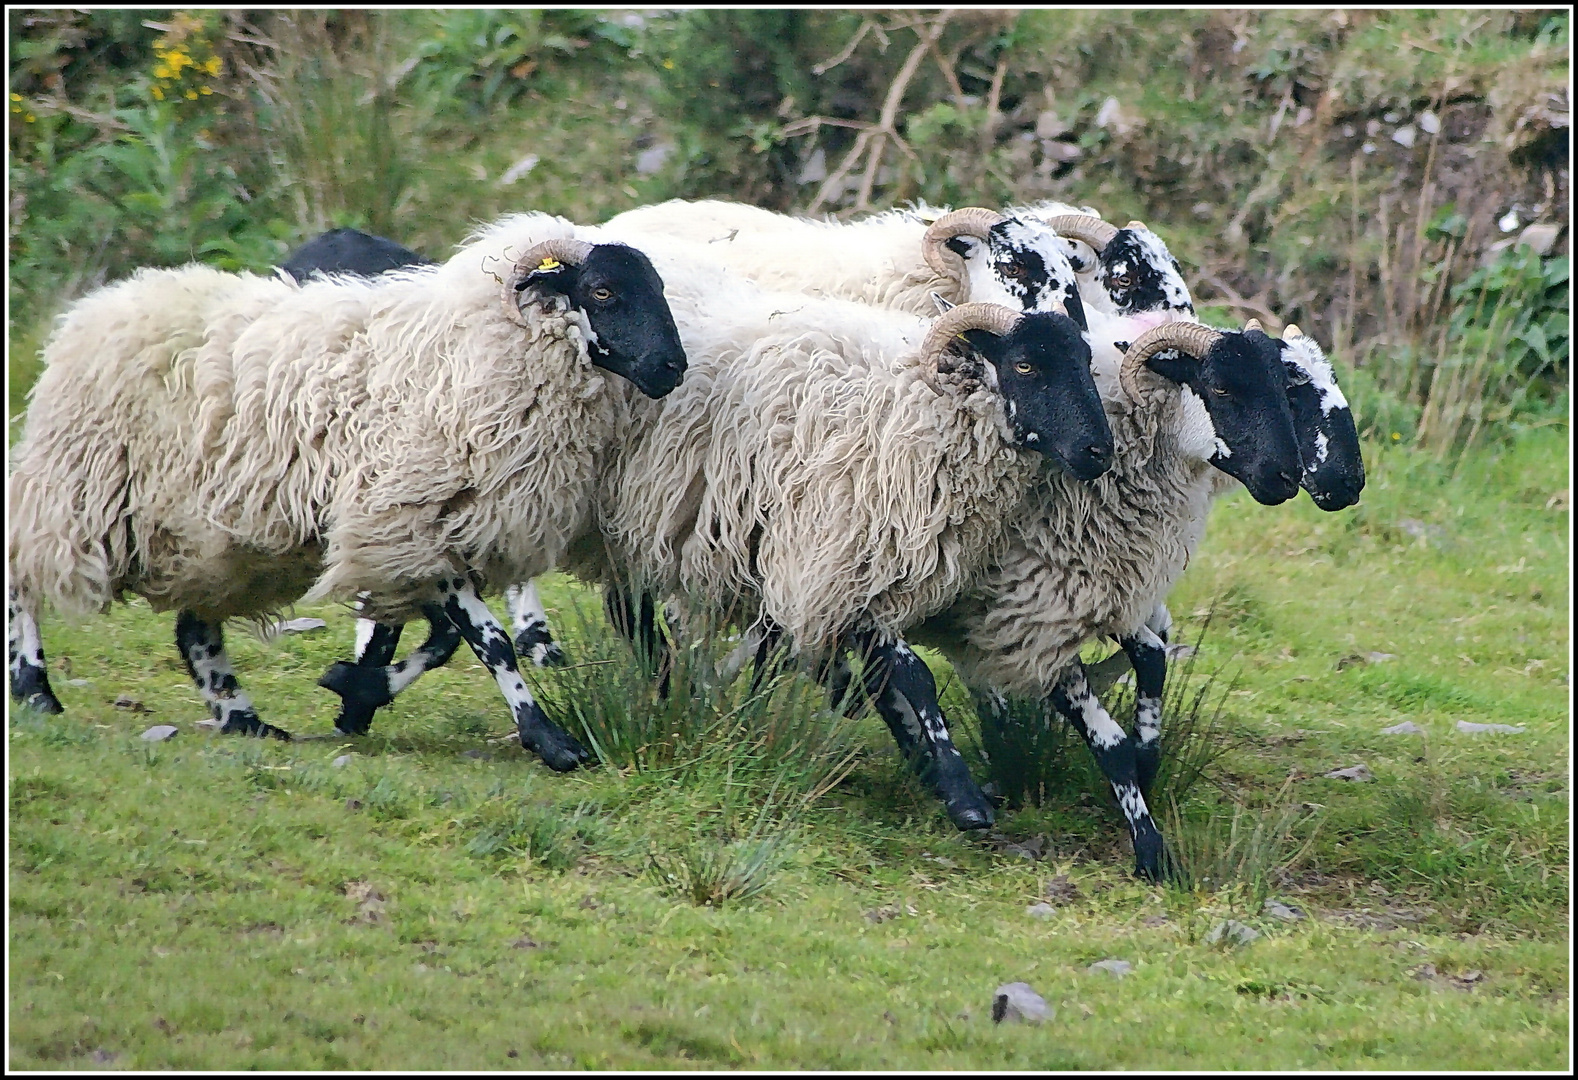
xmin=9 ymin=428 xmax=1568 ymax=1069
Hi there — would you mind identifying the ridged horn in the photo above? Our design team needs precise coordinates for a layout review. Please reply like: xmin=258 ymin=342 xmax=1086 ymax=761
xmin=1244 ymin=318 xmax=1264 ymax=333
xmin=501 ymin=237 xmax=596 ymax=326
xmin=1118 ymin=321 xmax=1224 ymax=401
xmin=1040 ymin=214 xmax=1120 ymax=253
xmin=1126 ymin=219 xmax=1148 ymax=231
xmin=917 ymin=302 xmax=1023 ymax=393
xmin=1282 ymin=323 xmax=1303 ymax=338
xmin=921 ymin=207 xmax=1008 ymax=277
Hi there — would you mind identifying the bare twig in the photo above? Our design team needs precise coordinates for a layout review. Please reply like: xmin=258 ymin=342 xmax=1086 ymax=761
xmin=1197 ymin=271 xmax=1282 ymax=327
xmin=980 ymin=54 xmax=1008 ymax=156
xmin=812 ymin=17 xmax=876 ymax=75
xmin=813 ymin=9 xmax=955 ymax=214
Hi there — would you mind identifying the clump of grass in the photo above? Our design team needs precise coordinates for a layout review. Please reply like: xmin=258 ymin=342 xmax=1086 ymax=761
xmin=645 ymin=790 xmax=800 ymax=907
xmin=1160 ymin=776 xmax=1322 ymax=910
xmin=526 ymin=588 xmax=860 ymax=805
xmin=464 ymin=798 xmax=599 ymax=871
xmin=957 ymin=615 xmax=1241 ymax=813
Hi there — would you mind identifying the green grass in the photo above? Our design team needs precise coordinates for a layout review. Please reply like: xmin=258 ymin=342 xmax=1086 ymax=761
xmin=9 ymin=427 xmax=1568 ymax=1069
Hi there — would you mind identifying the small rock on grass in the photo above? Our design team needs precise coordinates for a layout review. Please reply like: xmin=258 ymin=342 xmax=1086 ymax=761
xmin=1381 ymin=721 xmax=1424 ymax=735
xmin=1455 ymin=720 xmax=1525 ymax=735
xmin=1264 ymin=900 xmax=1305 ymax=922
xmin=1087 ymin=959 xmax=1132 ymax=977
xmin=992 ymin=982 xmax=1052 ymax=1024
xmin=1025 ymin=902 xmax=1055 ymax=919
xmin=269 ymin=617 xmax=328 ymax=637
xmin=1206 ymin=920 xmax=1260 ymax=947
xmin=1325 ymin=764 xmax=1374 ymax=782
xmin=332 ymin=754 xmax=353 ymax=768
xmin=140 ymin=724 xmax=178 ymax=742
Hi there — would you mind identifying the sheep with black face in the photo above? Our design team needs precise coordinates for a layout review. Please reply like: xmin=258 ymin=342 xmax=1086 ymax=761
xmin=8 ymin=212 xmax=686 ymax=775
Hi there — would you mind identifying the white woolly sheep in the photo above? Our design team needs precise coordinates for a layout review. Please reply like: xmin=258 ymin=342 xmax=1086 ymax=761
xmin=7 ymin=212 xmax=688 ymax=774
xmin=338 ymin=237 xmax=1115 ymax=829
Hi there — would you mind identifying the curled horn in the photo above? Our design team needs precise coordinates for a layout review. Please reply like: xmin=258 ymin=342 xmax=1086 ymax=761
xmin=921 ymin=207 xmax=1008 ymax=277
xmin=1126 ymin=219 xmax=1148 ymax=231
xmin=1244 ymin=318 xmax=1264 ymax=333
xmin=1039 ymin=214 xmax=1120 ymax=254
xmin=1282 ymin=323 xmax=1303 ymax=338
xmin=916 ymin=302 xmax=1022 ymax=394
xmin=500 ymin=237 xmax=596 ymax=326
xmin=1118 ymin=321 xmax=1224 ymax=401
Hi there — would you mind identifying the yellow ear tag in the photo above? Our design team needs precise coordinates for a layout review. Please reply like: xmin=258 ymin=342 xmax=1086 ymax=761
xmin=537 ymin=257 xmax=561 ymax=271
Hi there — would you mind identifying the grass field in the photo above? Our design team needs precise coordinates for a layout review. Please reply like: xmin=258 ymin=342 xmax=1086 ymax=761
xmin=8 ymin=426 xmax=1568 ymax=1070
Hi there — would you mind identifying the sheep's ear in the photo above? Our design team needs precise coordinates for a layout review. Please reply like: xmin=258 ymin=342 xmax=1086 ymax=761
xmin=944 ymin=235 xmax=982 ymax=260
xmin=1143 ymin=348 xmax=1201 ymax=386
xmin=931 ymin=292 xmax=956 ymax=314
xmin=518 ymin=261 xmax=576 ymax=312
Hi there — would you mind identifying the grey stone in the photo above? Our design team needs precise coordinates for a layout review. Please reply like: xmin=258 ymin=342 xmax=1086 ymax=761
xmin=1264 ymin=900 xmax=1305 ymax=922
xmin=1381 ymin=721 xmax=1425 ymax=735
xmin=1034 ymin=110 xmax=1070 ymax=139
xmin=1455 ymin=720 xmax=1525 ymax=735
xmin=797 ymin=147 xmax=827 ymax=185
xmin=1041 ymin=139 xmax=1083 ymax=163
xmin=1418 ymin=110 xmax=1441 ymax=134
xmin=1517 ymin=222 xmax=1562 ymax=256
xmin=332 ymin=754 xmax=353 ymax=768
xmin=1325 ymin=764 xmax=1374 ymax=782
xmin=1391 ymin=125 xmax=1418 ymax=148
xmin=992 ymin=981 xmax=1053 ymax=1024
xmin=271 ymin=617 xmax=327 ymax=636
xmin=1025 ymin=902 xmax=1055 ymax=919
xmin=1205 ymin=919 xmax=1260 ymax=946
xmin=636 ymin=142 xmax=673 ymax=175
xmin=1087 ymin=958 xmax=1132 ymax=976
xmin=140 ymin=724 xmax=178 ymax=742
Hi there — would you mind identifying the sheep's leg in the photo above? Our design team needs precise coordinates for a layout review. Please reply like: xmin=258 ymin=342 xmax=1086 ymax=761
xmin=8 ymin=588 xmax=63 ymax=714
xmin=175 ymin=611 xmax=292 ymax=740
xmin=854 ymin=634 xmax=994 ymax=832
xmin=440 ymin=578 xmax=590 ymax=772
xmin=504 ymin=580 xmax=568 ymax=667
xmin=1048 ymin=661 xmax=1162 ymax=880
xmin=1120 ymin=626 xmax=1167 ymax=797
xmin=339 ymin=594 xmax=408 ymax=735
xmin=319 ymin=609 xmax=461 ymax=732
xmin=603 ymin=582 xmax=671 ymax=698
xmin=1086 ymin=602 xmax=1174 ymax=697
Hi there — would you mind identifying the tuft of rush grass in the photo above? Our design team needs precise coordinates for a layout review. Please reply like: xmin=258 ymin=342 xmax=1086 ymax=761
xmin=6 ymin=428 xmax=1568 ymax=1069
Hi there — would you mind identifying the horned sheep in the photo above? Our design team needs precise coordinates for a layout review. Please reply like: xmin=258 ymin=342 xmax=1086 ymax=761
xmin=7 ymin=212 xmax=687 ymax=775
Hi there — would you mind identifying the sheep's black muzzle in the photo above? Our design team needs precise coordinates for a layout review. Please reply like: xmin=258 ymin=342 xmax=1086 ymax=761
xmin=632 ymin=353 xmax=687 ymax=399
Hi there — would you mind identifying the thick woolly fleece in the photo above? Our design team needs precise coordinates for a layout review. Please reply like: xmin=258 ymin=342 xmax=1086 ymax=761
xmin=602 ymin=199 xmax=978 ymax=316
xmin=910 ymin=360 xmax=1220 ymax=696
xmin=8 ymin=212 xmax=634 ymax=629
xmin=570 ymin=249 xmax=1041 ymax=667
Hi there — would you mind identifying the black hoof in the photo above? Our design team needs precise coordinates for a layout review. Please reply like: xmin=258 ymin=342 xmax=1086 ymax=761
xmin=1132 ymin=823 xmax=1165 ymax=882
xmin=928 ymin=751 xmax=995 ymax=830
xmin=21 ymin=689 xmax=65 ymax=714
xmin=318 ymin=661 xmax=394 ymax=711
xmin=221 ymin=710 xmax=293 ymax=741
xmin=520 ymin=722 xmax=591 ymax=772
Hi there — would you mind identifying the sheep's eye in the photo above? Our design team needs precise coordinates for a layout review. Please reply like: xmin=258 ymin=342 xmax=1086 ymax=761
xmin=1211 ymin=386 xmax=1229 ymax=396
xmin=999 ymin=262 xmax=1025 ymax=279
xmin=1014 ymin=361 xmax=1036 ymax=375
xmin=591 ymin=287 xmax=614 ymax=302
xmin=1114 ymin=273 xmax=1133 ymax=288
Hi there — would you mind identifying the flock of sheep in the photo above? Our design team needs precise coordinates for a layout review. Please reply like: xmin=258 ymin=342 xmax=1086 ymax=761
xmin=6 ymin=196 xmax=1364 ymax=879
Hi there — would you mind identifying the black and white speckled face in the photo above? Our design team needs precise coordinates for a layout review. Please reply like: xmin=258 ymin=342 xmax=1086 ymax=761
xmin=948 ymin=218 xmax=1089 ymax=329
xmin=1279 ymin=334 xmax=1364 ymax=510
xmin=1099 ymin=226 xmax=1195 ymax=317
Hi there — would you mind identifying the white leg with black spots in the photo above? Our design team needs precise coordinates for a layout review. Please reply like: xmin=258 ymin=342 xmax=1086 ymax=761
xmin=504 ymin=580 xmax=565 ymax=667
xmin=437 ymin=578 xmax=589 ymax=772
xmin=175 ymin=611 xmax=290 ymax=739
xmin=8 ymin=588 xmax=63 ymax=713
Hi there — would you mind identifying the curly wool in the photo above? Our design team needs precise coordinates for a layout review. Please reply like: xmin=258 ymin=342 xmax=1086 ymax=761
xmin=911 ymin=369 xmax=1216 ymax=697
xmin=579 ymin=257 xmax=1040 ymax=663
xmin=9 ymin=213 xmax=632 ymax=627
xmin=601 ymin=199 xmax=968 ymax=316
